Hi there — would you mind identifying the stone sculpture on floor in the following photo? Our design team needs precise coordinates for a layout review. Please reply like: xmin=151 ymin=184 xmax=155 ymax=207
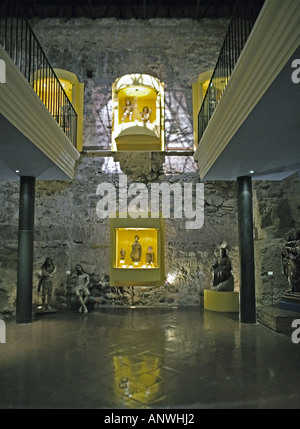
xmin=37 ymin=257 xmax=56 ymax=311
xmin=74 ymin=264 xmax=90 ymax=314
xmin=211 ymin=243 xmax=234 ymax=291
xmin=67 ymin=264 xmax=91 ymax=314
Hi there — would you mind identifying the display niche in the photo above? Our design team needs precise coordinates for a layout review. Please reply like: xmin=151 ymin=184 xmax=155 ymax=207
xmin=110 ymin=216 xmax=165 ymax=287
xmin=111 ymin=73 xmax=165 ymax=151
xmin=33 ymin=68 xmax=84 ymax=150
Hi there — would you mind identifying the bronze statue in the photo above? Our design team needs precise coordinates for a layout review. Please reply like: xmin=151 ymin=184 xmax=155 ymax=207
xmin=211 ymin=244 xmax=234 ymax=291
xmin=130 ymin=235 xmax=142 ymax=263
xmin=281 ymin=230 xmax=300 ymax=292
xmin=74 ymin=264 xmax=90 ymax=314
xmin=37 ymin=257 xmax=56 ymax=310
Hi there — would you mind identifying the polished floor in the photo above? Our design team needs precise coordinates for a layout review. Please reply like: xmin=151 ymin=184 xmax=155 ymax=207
xmin=1 ymin=306 xmax=300 ymax=409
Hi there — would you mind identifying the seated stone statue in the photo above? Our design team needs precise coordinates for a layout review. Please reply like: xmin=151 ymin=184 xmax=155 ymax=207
xmin=281 ymin=230 xmax=300 ymax=292
xmin=67 ymin=264 xmax=90 ymax=314
xmin=211 ymin=244 xmax=234 ymax=291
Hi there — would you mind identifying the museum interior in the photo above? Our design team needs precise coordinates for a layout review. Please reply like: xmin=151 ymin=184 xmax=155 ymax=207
xmin=0 ymin=0 xmax=300 ymax=410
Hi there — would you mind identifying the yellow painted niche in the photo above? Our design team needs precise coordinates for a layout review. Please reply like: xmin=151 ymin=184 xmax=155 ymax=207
xmin=55 ymin=69 xmax=84 ymax=151
xmin=110 ymin=215 xmax=165 ymax=287
xmin=192 ymin=69 xmax=229 ymax=148
xmin=33 ymin=68 xmax=84 ymax=151
xmin=112 ymin=74 xmax=165 ymax=151
xmin=192 ymin=69 xmax=213 ymax=149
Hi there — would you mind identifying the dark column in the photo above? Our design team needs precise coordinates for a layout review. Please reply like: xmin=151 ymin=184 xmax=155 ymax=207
xmin=16 ymin=176 xmax=36 ymax=324
xmin=237 ymin=176 xmax=256 ymax=323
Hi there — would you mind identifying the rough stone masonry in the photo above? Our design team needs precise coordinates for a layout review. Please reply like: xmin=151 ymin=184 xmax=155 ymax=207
xmin=0 ymin=17 xmax=299 ymax=316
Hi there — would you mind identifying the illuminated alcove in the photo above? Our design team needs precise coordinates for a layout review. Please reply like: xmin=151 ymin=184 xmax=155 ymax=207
xmin=192 ymin=69 xmax=228 ymax=148
xmin=110 ymin=215 xmax=165 ymax=287
xmin=112 ymin=74 xmax=165 ymax=151
xmin=192 ymin=69 xmax=213 ymax=148
xmin=33 ymin=68 xmax=84 ymax=150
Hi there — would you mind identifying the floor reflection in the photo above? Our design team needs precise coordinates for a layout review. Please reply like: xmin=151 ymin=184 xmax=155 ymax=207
xmin=1 ymin=307 xmax=300 ymax=409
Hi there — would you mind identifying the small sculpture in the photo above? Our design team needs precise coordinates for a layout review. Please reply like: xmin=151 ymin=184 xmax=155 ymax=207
xmin=281 ymin=230 xmax=300 ymax=292
xmin=140 ymin=106 xmax=152 ymax=123
xmin=130 ymin=235 xmax=142 ymax=262
xmin=120 ymin=248 xmax=126 ymax=261
xmin=146 ymin=246 xmax=154 ymax=264
xmin=74 ymin=264 xmax=90 ymax=314
xmin=37 ymin=257 xmax=56 ymax=310
xmin=211 ymin=243 xmax=234 ymax=291
xmin=122 ymin=98 xmax=134 ymax=122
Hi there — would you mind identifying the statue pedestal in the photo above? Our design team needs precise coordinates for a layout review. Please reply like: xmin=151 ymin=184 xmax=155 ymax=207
xmin=257 ymin=305 xmax=300 ymax=336
xmin=204 ymin=289 xmax=239 ymax=313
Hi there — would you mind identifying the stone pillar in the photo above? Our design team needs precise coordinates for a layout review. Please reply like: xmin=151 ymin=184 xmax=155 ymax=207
xmin=16 ymin=176 xmax=36 ymax=324
xmin=237 ymin=176 xmax=256 ymax=323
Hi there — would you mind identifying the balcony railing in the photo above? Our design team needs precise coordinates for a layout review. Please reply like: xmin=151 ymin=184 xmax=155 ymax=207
xmin=0 ymin=0 xmax=78 ymax=148
xmin=197 ymin=0 xmax=265 ymax=143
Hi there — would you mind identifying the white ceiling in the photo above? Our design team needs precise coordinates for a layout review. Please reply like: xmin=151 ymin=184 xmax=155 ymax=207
xmin=0 ymin=113 xmax=72 ymax=180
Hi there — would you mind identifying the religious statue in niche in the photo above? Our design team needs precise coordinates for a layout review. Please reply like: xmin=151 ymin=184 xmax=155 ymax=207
xmin=140 ymin=106 xmax=152 ymax=123
xmin=146 ymin=246 xmax=154 ymax=264
xmin=120 ymin=248 xmax=126 ymax=261
xmin=211 ymin=242 xmax=234 ymax=291
xmin=122 ymin=98 xmax=135 ymax=122
xmin=130 ymin=235 xmax=142 ymax=262
xmin=37 ymin=257 xmax=57 ymax=312
xmin=281 ymin=230 xmax=300 ymax=293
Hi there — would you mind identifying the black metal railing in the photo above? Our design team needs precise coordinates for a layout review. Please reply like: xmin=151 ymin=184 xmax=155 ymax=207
xmin=197 ymin=0 xmax=265 ymax=143
xmin=0 ymin=0 xmax=78 ymax=148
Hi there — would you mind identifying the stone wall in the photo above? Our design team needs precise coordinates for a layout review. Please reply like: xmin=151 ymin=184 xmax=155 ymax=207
xmin=30 ymin=17 xmax=229 ymax=150
xmin=2 ymin=167 xmax=298 ymax=317
xmin=0 ymin=17 xmax=299 ymax=317
xmin=0 ymin=152 xmax=239 ymax=316
xmin=253 ymin=174 xmax=300 ymax=307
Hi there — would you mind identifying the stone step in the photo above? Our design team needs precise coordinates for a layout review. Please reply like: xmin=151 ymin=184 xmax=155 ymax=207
xmin=257 ymin=305 xmax=300 ymax=337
